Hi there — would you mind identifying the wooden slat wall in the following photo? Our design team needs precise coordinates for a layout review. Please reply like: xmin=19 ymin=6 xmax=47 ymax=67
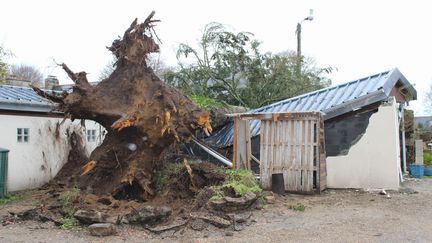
xmin=259 ymin=112 xmax=325 ymax=193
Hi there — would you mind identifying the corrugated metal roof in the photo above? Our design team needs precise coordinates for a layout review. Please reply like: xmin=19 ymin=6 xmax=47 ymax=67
xmin=0 ymin=85 xmax=58 ymax=113
xmin=207 ymin=68 xmax=416 ymax=147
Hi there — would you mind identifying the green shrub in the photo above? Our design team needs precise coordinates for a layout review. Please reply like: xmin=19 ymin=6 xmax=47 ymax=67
xmin=424 ymin=151 xmax=432 ymax=167
xmin=189 ymin=95 xmax=226 ymax=110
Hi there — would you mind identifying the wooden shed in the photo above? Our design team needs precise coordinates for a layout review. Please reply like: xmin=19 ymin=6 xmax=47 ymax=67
xmin=232 ymin=112 xmax=326 ymax=194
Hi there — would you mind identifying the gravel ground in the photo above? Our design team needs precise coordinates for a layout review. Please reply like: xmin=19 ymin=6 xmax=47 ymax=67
xmin=1 ymin=177 xmax=432 ymax=243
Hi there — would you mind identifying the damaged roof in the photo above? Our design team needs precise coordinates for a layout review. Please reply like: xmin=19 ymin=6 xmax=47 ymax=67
xmin=0 ymin=85 xmax=58 ymax=113
xmin=207 ymin=68 xmax=417 ymax=147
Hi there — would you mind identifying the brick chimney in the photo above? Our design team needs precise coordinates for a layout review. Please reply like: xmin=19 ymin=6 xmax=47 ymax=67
xmin=44 ymin=75 xmax=59 ymax=90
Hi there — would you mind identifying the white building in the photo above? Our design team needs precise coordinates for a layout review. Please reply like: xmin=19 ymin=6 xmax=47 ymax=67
xmin=0 ymin=85 xmax=105 ymax=192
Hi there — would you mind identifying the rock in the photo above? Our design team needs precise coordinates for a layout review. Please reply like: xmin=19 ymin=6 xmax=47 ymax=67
xmin=88 ymin=223 xmax=116 ymax=237
xmin=234 ymin=223 xmax=245 ymax=231
xmin=233 ymin=212 xmax=252 ymax=223
xmin=225 ymin=231 xmax=234 ymax=236
xmin=399 ymin=187 xmax=418 ymax=194
xmin=190 ymin=212 xmax=231 ymax=228
xmin=126 ymin=206 xmax=171 ymax=225
xmin=146 ymin=218 xmax=188 ymax=233
xmin=74 ymin=210 xmax=108 ymax=224
xmin=264 ymin=195 xmax=276 ymax=204
xmin=386 ymin=194 xmax=391 ymax=199
xmin=209 ymin=192 xmax=257 ymax=212
xmin=379 ymin=189 xmax=387 ymax=195
xmin=190 ymin=219 xmax=208 ymax=231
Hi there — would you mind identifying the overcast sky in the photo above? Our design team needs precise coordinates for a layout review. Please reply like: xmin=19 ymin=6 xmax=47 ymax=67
xmin=1 ymin=0 xmax=431 ymax=114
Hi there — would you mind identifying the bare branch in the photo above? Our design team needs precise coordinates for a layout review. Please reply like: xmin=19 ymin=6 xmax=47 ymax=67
xmin=30 ymin=85 xmax=65 ymax=104
xmin=61 ymin=63 xmax=93 ymax=92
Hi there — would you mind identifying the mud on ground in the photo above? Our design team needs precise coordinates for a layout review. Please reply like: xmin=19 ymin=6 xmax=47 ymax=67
xmin=1 ymin=177 xmax=432 ymax=242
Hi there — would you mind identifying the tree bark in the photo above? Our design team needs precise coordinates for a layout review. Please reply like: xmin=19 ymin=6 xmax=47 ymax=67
xmin=33 ymin=11 xmax=212 ymax=201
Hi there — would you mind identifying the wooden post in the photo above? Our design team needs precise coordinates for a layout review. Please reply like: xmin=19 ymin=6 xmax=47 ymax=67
xmin=415 ymin=139 xmax=424 ymax=165
xmin=234 ymin=118 xmax=251 ymax=169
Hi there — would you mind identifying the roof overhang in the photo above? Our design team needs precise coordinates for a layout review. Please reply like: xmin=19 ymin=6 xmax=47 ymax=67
xmin=322 ymin=89 xmax=388 ymax=120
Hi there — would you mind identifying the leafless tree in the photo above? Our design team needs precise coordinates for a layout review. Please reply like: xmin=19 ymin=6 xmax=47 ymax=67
xmin=9 ymin=64 xmax=44 ymax=86
xmin=99 ymin=53 xmax=172 ymax=81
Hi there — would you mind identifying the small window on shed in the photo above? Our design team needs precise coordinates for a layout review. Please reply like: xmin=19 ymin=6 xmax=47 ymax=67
xmin=17 ymin=128 xmax=29 ymax=143
xmin=86 ymin=129 xmax=96 ymax=142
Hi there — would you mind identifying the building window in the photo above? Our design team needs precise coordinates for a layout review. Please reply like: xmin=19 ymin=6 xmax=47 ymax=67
xmin=86 ymin=129 xmax=96 ymax=142
xmin=17 ymin=128 xmax=29 ymax=143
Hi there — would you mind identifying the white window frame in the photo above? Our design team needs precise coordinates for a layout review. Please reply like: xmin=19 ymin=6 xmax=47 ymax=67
xmin=17 ymin=128 xmax=29 ymax=143
xmin=86 ymin=129 xmax=96 ymax=142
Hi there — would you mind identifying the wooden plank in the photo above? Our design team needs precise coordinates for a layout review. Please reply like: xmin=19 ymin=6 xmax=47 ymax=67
xmin=300 ymin=120 xmax=308 ymax=191
xmin=318 ymin=114 xmax=327 ymax=191
xmin=294 ymin=120 xmax=302 ymax=191
xmin=308 ymin=120 xmax=314 ymax=191
xmin=261 ymin=120 xmax=270 ymax=189
xmin=245 ymin=120 xmax=252 ymax=170
xmin=305 ymin=119 xmax=309 ymax=191
xmin=235 ymin=120 xmax=251 ymax=169
xmin=232 ymin=118 xmax=238 ymax=168
xmin=269 ymin=120 xmax=275 ymax=189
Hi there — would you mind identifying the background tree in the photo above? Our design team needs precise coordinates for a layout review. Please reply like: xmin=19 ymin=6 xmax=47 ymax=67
xmin=8 ymin=63 xmax=44 ymax=86
xmin=425 ymin=82 xmax=432 ymax=114
xmin=99 ymin=53 xmax=172 ymax=81
xmin=0 ymin=46 xmax=10 ymax=84
xmin=165 ymin=23 xmax=332 ymax=109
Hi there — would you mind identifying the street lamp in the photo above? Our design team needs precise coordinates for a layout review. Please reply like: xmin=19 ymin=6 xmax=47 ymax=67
xmin=296 ymin=9 xmax=314 ymax=58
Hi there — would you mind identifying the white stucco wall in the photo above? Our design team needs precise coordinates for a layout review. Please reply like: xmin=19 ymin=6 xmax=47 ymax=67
xmin=326 ymin=97 xmax=401 ymax=190
xmin=0 ymin=114 xmax=104 ymax=192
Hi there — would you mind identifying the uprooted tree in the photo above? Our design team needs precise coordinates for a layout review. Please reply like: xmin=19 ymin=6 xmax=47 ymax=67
xmin=32 ymin=11 xmax=212 ymax=201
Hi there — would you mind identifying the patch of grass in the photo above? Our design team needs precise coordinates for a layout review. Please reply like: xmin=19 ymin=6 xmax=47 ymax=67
xmin=209 ymin=169 xmax=262 ymax=201
xmin=189 ymin=95 xmax=226 ymax=110
xmin=60 ymin=217 xmax=79 ymax=230
xmin=0 ymin=193 xmax=21 ymax=204
xmin=224 ymin=169 xmax=262 ymax=196
xmin=285 ymin=203 xmax=306 ymax=212
xmin=209 ymin=187 xmax=224 ymax=201
xmin=59 ymin=186 xmax=80 ymax=229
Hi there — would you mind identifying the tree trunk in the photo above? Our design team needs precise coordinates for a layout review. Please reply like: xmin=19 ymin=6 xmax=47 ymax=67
xmin=33 ymin=12 xmax=212 ymax=201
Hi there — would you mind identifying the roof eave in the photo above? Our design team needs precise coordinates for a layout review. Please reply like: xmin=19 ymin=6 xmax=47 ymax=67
xmin=0 ymin=101 xmax=59 ymax=113
xmin=323 ymin=90 xmax=388 ymax=120
xmin=384 ymin=68 xmax=417 ymax=101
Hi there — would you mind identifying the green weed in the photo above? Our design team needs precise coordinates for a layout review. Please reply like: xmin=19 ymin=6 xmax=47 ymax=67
xmin=59 ymin=186 xmax=80 ymax=229
xmin=209 ymin=169 xmax=262 ymax=201
xmin=286 ymin=203 xmax=306 ymax=212
xmin=0 ymin=193 xmax=21 ymax=204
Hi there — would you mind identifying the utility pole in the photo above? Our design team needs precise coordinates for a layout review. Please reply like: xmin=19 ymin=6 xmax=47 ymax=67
xmin=296 ymin=9 xmax=314 ymax=72
xmin=296 ymin=23 xmax=302 ymax=59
